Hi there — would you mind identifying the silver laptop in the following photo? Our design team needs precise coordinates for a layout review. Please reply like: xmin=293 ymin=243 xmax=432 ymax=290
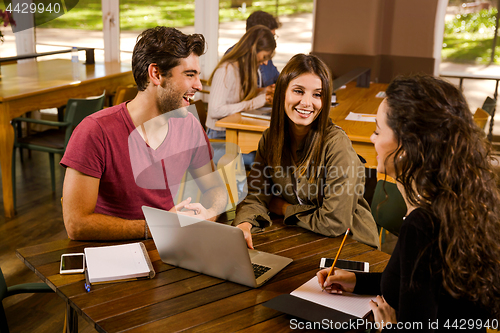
xmin=241 ymin=107 xmax=272 ymax=120
xmin=142 ymin=206 xmax=292 ymax=288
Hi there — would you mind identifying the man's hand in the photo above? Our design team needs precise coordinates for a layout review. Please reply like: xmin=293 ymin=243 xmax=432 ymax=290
xmin=172 ymin=197 xmax=213 ymax=221
xmin=169 ymin=197 xmax=192 ymax=213
xmin=237 ymin=222 xmax=254 ymax=249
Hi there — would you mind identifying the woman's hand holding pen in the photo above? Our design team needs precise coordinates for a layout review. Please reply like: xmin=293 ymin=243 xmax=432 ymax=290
xmin=317 ymin=267 xmax=397 ymax=332
xmin=316 ymin=267 xmax=356 ymax=294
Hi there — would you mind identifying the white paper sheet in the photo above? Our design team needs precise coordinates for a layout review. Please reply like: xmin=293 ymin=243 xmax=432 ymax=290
xmin=345 ymin=112 xmax=377 ymax=122
xmin=290 ymin=277 xmax=375 ymax=318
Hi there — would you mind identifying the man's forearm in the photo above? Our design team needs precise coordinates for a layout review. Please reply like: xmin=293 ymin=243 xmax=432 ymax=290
xmin=64 ymin=211 xmax=146 ymax=241
xmin=201 ymin=185 xmax=229 ymax=221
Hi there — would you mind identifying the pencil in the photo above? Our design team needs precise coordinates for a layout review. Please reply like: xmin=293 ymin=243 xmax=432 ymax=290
xmin=323 ymin=228 xmax=350 ymax=290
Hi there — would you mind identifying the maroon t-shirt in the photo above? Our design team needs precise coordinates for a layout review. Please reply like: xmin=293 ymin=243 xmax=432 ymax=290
xmin=61 ymin=103 xmax=211 ymax=220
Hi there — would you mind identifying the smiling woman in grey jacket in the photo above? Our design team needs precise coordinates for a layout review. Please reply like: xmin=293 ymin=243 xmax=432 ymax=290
xmin=234 ymin=54 xmax=379 ymax=249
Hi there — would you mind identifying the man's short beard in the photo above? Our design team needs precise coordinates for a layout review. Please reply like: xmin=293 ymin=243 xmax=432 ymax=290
xmin=157 ymin=79 xmax=183 ymax=114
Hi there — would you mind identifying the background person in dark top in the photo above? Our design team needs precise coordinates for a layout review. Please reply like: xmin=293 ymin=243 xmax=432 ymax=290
xmin=226 ymin=10 xmax=280 ymax=88
xmin=317 ymin=74 xmax=500 ymax=331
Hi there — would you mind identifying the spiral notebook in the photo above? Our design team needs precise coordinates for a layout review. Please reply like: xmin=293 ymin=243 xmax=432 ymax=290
xmin=84 ymin=242 xmax=155 ymax=284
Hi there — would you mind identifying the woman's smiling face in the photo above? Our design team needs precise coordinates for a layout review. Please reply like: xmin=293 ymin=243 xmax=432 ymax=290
xmin=284 ymin=73 xmax=323 ymax=131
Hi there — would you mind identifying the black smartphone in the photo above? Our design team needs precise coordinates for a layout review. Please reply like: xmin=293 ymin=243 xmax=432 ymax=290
xmin=319 ymin=258 xmax=369 ymax=272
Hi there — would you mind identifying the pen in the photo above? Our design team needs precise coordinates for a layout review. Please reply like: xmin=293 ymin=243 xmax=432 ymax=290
xmin=84 ymin=268 xmax=91 ymax=292
xmin=323 ymin=228 xmax=350 ymax=290
xmin=361 ymin=114 xmax=376 ymax=117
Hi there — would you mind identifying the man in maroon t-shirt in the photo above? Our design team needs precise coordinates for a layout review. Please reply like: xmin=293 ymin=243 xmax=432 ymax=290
xmin=61 ymin=27 xmax=227 ymax=241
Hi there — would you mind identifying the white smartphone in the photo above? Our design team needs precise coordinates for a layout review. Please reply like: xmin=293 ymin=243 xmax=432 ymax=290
xmin=319 ymin=258 xmax=369 ymax=272
xmin=60 ymin=253 xmax=85 ymax=274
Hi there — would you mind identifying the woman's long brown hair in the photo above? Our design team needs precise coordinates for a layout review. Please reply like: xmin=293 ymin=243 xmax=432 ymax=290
xmin=385 ymin=74 xmax=500 ymax=318
xmin=208 ymin=25 xmax=276 ymax=101
xmin=267 ymin=53 xmax=332 ymax=182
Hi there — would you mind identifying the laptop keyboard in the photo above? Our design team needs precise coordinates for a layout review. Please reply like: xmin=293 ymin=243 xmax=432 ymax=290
xmin=252 ymin=263 xmax=271 ymax=279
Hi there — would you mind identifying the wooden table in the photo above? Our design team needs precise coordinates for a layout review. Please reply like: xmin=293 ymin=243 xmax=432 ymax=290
xmin=215 ymin=81 xmax=388 ymax=169
xmin=0 ymin=59 xmax=134 ymax=217
xmin=17 ymin=221 xmax=390 ymax=333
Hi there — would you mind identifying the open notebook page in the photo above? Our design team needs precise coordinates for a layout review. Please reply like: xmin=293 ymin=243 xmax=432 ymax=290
xmin=345 ymin=112 xmax=377 ymax=123
xmin=290 ymin=277 xmax=376 ymax=318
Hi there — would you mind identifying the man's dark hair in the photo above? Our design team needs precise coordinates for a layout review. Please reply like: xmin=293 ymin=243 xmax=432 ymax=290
xmin=132 ymin=26 xmax=205 ymax=91
xmin=246 ymin=10 xmax=280 ymax=31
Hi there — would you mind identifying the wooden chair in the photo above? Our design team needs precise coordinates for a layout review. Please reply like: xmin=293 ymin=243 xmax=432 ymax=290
xmin=0 ymin=267 xmax=53 ymax=333
xmin=473 ymin=107 xmax=490 ymax=130
xmin=191 ymin=99 xmax=225 ymax=141
xmin=12 ymin=91 xmax=106 ymax=206
xmin=199 ymin=79 xmax=211 ymax=95
xmin=370 ymin=180 xmax=407 ymax=247
xmin=173 ymin=101 xmax=246 ymax=212
xmin=482 ymin=96 xmax=496 ymax=115
xmin=174 ymin=151 xmax=245 ymax=213
xmin=192 ymin=99 xmax=208 ymax=129
xmin=217 ymin=152 xmax=246 ymax=211
xmin=112 ymin=85 xmax=138 ymax=105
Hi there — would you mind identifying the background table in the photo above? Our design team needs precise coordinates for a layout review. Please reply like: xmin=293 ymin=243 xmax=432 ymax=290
xmin=17 ymin=219 xmax=389 ymax=333
xmin=0 ymin=59 xmax=134 ymax=217
xmin=215 ymin=81 xmax=387 ymax=169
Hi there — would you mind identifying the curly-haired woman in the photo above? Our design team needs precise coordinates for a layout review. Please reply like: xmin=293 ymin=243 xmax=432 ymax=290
xmin=317 ymin=74 xmax=500 ymax=331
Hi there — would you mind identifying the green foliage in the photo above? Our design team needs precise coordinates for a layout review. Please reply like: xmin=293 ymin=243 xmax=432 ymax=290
xmin=25 ymin=0 xmax=313 ymax=31
xmin=442 ymin=7 xmax=500 ymax=64
xmin=444 ymin=8 xmax=498 ymax=34
xmin=442 ymin=33 xmax=500 ymax=64
xmin=219 ymin=0 xmax=313 ymax=24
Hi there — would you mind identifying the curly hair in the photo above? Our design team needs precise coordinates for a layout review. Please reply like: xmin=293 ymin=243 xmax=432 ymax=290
xmin=132 ymin=26 xmax=205 ymax=91
xmin=385 ymin=74 xmax=500 ymax=318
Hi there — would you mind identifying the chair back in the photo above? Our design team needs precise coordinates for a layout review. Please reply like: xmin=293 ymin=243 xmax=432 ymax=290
xmin=481 ymin=96 xmax=496 ymax=116
xmin=1 ymin=267 xmax=9 ymax=333
xmin=113 ymin=85 xmax=138 ymax=105
xmin=63 ymin=91 xmax=106 ymax=146
xmin=473 ymin=107 xmax=489 ymax=130
xmin=0 ymin=268 xmax=7 ymax=302
xmin=192 ymin=99 xmax=207 ymax=130
xmin=0 ymin=267 xmax=53 ymax=333
xmin=173 ymin=147 xmax=246 ymax=213
xmin=370 ymin=180 xmax=407 ymax=237
xmin=217 ymin=150 xmax=247 ymax=211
